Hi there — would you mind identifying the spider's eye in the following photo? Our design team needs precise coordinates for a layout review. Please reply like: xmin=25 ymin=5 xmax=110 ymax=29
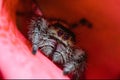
xmin=58 ymin=30 xmax=64 ymax=36
xmin=63 ymin=34 xmax=69 ymax=40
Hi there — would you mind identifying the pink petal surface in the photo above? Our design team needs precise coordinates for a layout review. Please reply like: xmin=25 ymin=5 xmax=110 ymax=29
xmin=0 ymin=0 xmax=69 ymax=79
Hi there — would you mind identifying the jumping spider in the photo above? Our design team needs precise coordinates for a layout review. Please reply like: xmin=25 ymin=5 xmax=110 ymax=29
xmin=28 ymin=16 xmax=91 ymax=80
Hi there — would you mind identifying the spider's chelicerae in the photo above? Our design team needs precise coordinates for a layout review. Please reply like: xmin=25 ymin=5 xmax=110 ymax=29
xmin=28 ymin=16 xmax=90 ymax=80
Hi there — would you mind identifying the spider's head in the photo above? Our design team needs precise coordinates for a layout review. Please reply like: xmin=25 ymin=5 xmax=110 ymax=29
xmin=48 ymin=21 xmax=76 ymax=47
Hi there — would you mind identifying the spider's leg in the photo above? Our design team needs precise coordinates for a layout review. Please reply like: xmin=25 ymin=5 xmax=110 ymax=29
xmin=52 ymin=43 xmax=65 ymax=64
xmin=32 ymin=44 xmax=38 ymax=54
xmin=39 ymin=38 xmax=57 ymax=56
xmin=63 ymin=49 xmax=86 ymax=79
xmin=32 ymin=27 xmax=40 ymax=54
xmin=52 ymin=43 xmax=70 ymax=64
xmin=31 ymin=27 xmax=40 ymax=55
xmin=71 ymin=18 xmax=92 ymax=29
xmin=79 ymin=18 xmax=92 ymax=28
xmin=28 ymin=16 xmax=48 ymax=55
xmin=63 ymin=61 xmax=76 ymax=75
xmin=71 ymin=72 xmax=80 ymax=80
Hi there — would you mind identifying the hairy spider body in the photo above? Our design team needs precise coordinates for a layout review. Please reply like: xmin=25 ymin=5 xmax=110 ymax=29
xmin=28 ymin=16 xmax=87 ymax=80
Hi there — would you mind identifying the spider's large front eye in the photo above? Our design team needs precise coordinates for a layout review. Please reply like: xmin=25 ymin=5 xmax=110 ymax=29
xmin=63 ymin=34 xmax=70 ymax=40
xmin=57 ymin=30 xmax=64 ymax=36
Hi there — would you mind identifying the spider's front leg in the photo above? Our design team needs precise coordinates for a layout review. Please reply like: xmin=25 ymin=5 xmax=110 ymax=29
xmin=39 ymin=37 xmax=57 ymax=56
xmin=28 ymin=16 xmax=49 ymax=55
xmin=31 ymin=27 xmax=40 ymax=54
xmin=52 ymin=42 xmax=71 ymax=64
xmin=63 ymin=49 xmax=87 ymax=79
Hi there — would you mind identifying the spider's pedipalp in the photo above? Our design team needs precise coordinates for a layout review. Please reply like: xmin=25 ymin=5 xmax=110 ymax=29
xmin=28 ymin=16 xmax=49 ymax=55
xmin=52 ymin=42 xmax=73 ymax=64
xmin=32 ymin=44 xmax=38 ymax=54
xmin=39 ymin=38 xmax=57 ymax=56
xmin=29 ymin=26 xmax=40 ymax=55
